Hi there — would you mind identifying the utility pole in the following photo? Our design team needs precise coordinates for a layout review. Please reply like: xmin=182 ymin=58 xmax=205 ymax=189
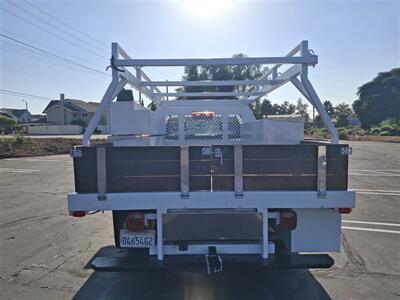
xmin=60 ymin=93 xmax=65 ymax=125
xmin=21 ymin=99 xmax=28 ymax=111
xmin=312 ymin=107 xmax=315 ymax=127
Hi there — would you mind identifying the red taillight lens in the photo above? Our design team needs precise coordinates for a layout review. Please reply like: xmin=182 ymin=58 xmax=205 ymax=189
xmin=338 ymin=208 xmax=352 ymax=214
xmin=70 ymin=211 xmax=86 ymax=217
xmin=280 ymin=211 xmax=297 ymax=230
xmin=127 ymin=212 xmax=145 ymax=232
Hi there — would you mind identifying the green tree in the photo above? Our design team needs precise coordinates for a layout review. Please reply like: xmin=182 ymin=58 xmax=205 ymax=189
xmin=353 ymin=68 xmax=400 ymax=128
xmin=335 ymin=103 xmax=353 ymax=127
xmin=178 ymin=53 xmax=262 ymax=100
xmin=296 ymin=98 xmax=310 ymax=122
xmin=277 ymin=101 xmax=296 ymax=115
xmin=0 ymin=116 xmax=17 ymax=134
xmin=260 ymin=99 xmax=273 ymax=116
xmin=251 ymin=101 xmax=263 ymax=119
xmin=323 ymin=100 xmax=335 ymax=117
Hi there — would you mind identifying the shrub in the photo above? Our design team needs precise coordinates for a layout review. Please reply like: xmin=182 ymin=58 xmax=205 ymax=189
xmin=15 ymin=135 xmax=27 ymax=144
xmin=370 ymin=127 xmax=381 ymax=135
xmin=347 ymin=127 xmax=365 ymax=136
xmin=380 ymin=125 xmax=394 ymax=132
xmin=337 ymin=128 xmax=349 ymax=139
xmin=379 ymin=131 xmax=392 ymax=136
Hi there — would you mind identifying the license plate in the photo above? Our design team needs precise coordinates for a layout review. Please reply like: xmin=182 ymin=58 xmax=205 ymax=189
xmin=119 ymin=229 xmax=156 ymax=248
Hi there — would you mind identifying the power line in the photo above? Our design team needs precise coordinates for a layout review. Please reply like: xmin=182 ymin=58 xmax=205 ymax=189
xmin=5 ymin=0 xmax=108 ymax=55
xmin=0 ymin=89 xmax=53 ymax=100
xmin=0 ymin=44 xmax=103 ymax=75
xmin=0 ymin=65 xmax=106 ymax=87
xmin=1 ymin=29 xmax=102 ymax=66
xmin=22 ymin=0 xmax=108 ymax=48
xmin=0 ymin=33 xmax=109 ymax=76
xmin=1 ymin=7 xmax=107 ymax=59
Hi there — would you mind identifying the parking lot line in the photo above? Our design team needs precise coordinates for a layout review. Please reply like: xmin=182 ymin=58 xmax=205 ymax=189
xmin=342 ymin=226 xmax=400 ymax=234
xmin=0 ymin=168 xmax=40 ymax=173
xmin=342 ymin=220 xmax=400 ymax=227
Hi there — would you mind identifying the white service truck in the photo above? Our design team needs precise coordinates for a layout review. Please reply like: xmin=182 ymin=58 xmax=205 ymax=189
xmin=68 ymin=41 xmax=356 ymax=273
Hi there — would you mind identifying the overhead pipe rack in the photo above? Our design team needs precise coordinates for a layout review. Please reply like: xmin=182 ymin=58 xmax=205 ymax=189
xmin=82 ymin=41 xmax=339 ymax=146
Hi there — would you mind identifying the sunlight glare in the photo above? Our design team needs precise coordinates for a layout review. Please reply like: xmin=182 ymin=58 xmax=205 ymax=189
xmin=184 ymin=0 xmax=233 ymax=18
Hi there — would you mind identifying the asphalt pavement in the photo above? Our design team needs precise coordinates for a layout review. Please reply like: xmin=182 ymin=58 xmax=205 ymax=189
xmin=0 ymin=141 xmax=399 ymax=300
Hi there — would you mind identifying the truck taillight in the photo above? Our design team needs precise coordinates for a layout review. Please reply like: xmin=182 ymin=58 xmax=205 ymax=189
xmin=280 ymin=211 xmax=297 ymax=230
xmin=127 ymin=212 xmax=145 ymax=232
xmin=338 ymin=208 xmax=352 ymax=214
xmin=70 ymin=211 xmax=86 ymax=217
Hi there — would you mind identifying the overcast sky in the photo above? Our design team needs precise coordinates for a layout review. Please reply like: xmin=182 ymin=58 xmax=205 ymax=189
xmin=0 ymin=0 xmax=399 ymax=114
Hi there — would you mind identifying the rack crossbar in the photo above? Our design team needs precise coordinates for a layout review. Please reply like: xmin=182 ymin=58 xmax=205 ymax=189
xmin=151 ymin=91 xmax=266 ymax=98
xmin=114 ymin=56 xmax=318 ymax=67
xmin=141 ymin=79 xmax=283 ymax=87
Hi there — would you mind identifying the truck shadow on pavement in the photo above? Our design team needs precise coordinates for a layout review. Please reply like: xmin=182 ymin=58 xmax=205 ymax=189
xmin=73 ymin=246 xmax=331 ymax=300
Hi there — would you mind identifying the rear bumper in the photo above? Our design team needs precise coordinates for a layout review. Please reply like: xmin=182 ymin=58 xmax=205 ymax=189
xmin=91 ymin=253 xmax=334 ymax=272
xmin=70 ymin=191 xmax=355 ymax=260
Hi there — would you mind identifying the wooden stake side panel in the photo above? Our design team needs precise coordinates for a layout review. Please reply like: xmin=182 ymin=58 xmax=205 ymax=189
xmin=73 ymin=144 xmax=348 ymax=193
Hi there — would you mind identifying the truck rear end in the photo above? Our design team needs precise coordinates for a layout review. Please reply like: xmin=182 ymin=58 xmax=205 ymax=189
xmin=68 ymin=41 xmax=356 ymax=272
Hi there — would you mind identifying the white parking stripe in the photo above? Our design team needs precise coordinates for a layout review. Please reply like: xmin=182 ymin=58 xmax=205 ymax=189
xmin=342 ymin=226 xmax=400 ymax=235
xmin=349 ymin=169 xmax=400 ymax=177
xmin=352 ymin=189 xmax=400 ymax=193
xmin=351 ymin=189 xmax=400 ymax=197
xmin=350 ymin=173 xmax=400 ymax=177
xmin=342 ymin=220 xmax=400 ymax=227
xmin=355 ymin=191 xmax=400 ymax=197
xmin=350 ymin=169 xmax=400 ymax=172
xmin=4 ymin=158 xmax=70 ymax=163
xmin=0 ymin=168 xmax=39 ymax=173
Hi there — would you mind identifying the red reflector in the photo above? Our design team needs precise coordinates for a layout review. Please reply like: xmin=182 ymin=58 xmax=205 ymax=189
xmin=70 ymin=211 xmax=86 ymax=217
xmin=338 ymin=208 xmax=352 ymax=214
xmin=127 ymin=212 xmax=145 ymax=232
xmin=280 ymin=211 xmax=297 ymax=230
xmin=192 ymin=111 xmax=214 ymax=117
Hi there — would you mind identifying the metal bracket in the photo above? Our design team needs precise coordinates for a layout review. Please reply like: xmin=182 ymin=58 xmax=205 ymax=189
xmin=340 ymin=146 xmax=352 ymax=156
xmin=96 ymin=146 xmax=107 ymax=201
xmin=106 ymin=55 xmax=125 ymax=72
xmin=201 ymin=147 xmax=223 ymax=166
xmin=206 ymin=246 xmax=223 ymax=274
xmin=317 ymin=146 xmax=327 ymax=198
xmin=180 ymin=146 xmax=189 ymax=197
xmin=234 ymin=145 xmax=243 ymax=197
xmin=69 ymin=148 xmax=82 ymax=158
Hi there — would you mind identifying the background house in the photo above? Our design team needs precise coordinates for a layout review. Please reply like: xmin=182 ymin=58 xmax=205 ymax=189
xmin=0 ymin=108 xmax=32 ymax=123
xmin=42 ymin=98 xmax=107 ymax=126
